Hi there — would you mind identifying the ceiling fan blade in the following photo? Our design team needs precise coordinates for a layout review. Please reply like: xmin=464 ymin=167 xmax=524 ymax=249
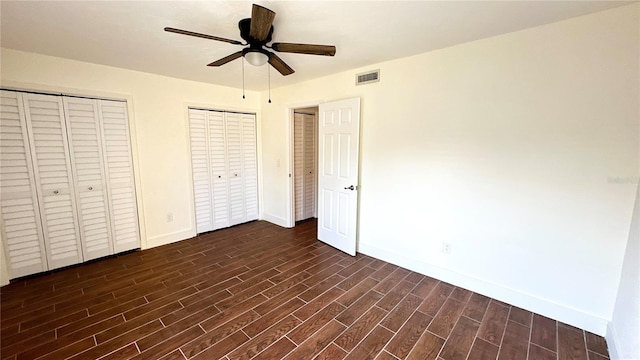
xmin=268 ymin=52 xmax=294 ymax=76
xmin=249 ymin=4 xmax=276 ymax=42
xmin=164 ymin=27 xmax=242 ymax=45
xmin=207 ymin=51 xmax=244 ymax=67
xmin=271 ymin=43 xmax=336 ymax=56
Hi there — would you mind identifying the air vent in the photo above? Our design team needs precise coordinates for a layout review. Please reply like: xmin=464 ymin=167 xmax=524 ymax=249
xmin=356 ymin=70 xmax=380 ymax=85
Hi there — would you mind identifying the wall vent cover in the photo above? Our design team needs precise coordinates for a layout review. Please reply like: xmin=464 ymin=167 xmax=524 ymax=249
xmin=356 ymin=70 xmax=380 ymax=85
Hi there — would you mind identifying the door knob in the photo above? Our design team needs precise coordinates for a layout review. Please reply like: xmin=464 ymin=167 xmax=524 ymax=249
xmin=88 ymin=186 xmax=93 ymax=190
xmin=344 ymin=185 xmax=356 ymax=191
xmin=53 ymin=190 xmax=59 ymax=194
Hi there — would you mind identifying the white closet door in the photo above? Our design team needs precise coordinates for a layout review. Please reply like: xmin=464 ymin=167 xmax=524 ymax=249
xmin=22 ymin=93 xmax=83 ymax=270
xmin=241 ymin=114 xmax=258 ymax=221
xmin=98 ymin=100 xmax=139 ymax=253
xmin=0 ymin=91 xmax=48 ymax=277
xmin=294 ymin=113 xmax=316 ymax=222
xmin=225 ymin=113 xmax=245 ymax=226
xmin=208 ymin=111 xmax=230 ymax=230
xmin=294 ymin=113 xmax=305 ymax=221
xmin=189 ymin=109 xmax=213 ymax=233
xmin=63 ymin=97 xmax=113 ymax=261
xmin=302 ymin=113 xmax=316 ymax=219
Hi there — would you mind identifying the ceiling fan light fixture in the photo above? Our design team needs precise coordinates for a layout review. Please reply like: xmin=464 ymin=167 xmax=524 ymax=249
xmin=244 ymin=49 xmax=269 ymax=66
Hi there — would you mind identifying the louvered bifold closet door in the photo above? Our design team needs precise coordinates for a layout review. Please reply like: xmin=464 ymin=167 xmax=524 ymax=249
xmin=22 ymin=93 xmax=83 ymax=270
xmin=303 ymin=114 xmax=316 ymax=219
xmin=63 ymin=97 xmax=113 ymax=260
xmin=98 ymin=100 xmax=140 ymax=253
xmin=208 ymin=111 xmax=230 ymax=230
xmin=241 ymin=114 xmax=258 ymax=221
xmin=294 ymin=113 xmax=305 ymax=221
xmin=225 ymin=113 xmax=245 ymax=226
xmin=0 ymin=91 xmax=48 ymax=277
xmin=189 ymin=109 xmax=214 ymax=233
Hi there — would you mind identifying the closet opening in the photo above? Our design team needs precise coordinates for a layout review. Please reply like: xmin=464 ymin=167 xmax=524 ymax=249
xmin=289 ymin=106 xmax=318 ymax=227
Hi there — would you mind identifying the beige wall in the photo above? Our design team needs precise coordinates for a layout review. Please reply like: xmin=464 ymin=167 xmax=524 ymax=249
xmin=259 ymin=4 xmax=639 ymax=336
xmin=0 ymin=48 xmax=261 ymax=284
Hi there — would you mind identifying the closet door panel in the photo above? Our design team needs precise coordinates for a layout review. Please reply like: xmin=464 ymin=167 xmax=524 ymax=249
xmin=99 ymin=100 xmax=139 ymax=253
xmin=208 ymin=111 xmax=230 ymax=230
xmin=224 ymin=113 xmax=244 ymax=226
xmin=189 ymin=109 xmax=213 ymax=233
xmin=0 ymin=91 xmax=48 ymax=277
xmin=303 ymin=114 xmax=316 ymax=219
xmin=242 ymin=114 xmax=258 ymax=221
xmin=22 ymin=93 xmax=83 ymax=270
xmin=64 ymin=97 xmax=113 ymax=260
xmin=294 ymin=114 xmax=305 ymax=221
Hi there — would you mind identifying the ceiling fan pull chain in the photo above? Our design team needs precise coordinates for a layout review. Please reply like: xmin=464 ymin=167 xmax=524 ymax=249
xmin=242 ymin=57 xmax=246 ymax=99
xmin=268 ymin=65 xmax=272 ymax=104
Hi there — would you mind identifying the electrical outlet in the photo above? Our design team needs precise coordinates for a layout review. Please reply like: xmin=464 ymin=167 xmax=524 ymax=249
xmin=442 ymin=241 xmax=451 ymax=254
xmin=167 ymin=213 xmax=174 ymax=222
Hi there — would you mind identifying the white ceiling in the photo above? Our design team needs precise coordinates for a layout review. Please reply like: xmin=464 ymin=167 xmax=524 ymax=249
xmin=0 ymin=1 xmax=632 ymax=91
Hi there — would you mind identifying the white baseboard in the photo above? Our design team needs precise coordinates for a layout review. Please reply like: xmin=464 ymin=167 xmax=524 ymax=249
xmin=262 ymin=213 xmax=290 ymax=228
xmin=143 ymin=227 xmax=196 ymax=249
xmin=358 ymin=242 xmax=609 ymax=336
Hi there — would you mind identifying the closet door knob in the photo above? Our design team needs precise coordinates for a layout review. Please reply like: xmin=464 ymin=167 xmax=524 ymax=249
xmin=53 ymin=190 xmax=59 ymax=195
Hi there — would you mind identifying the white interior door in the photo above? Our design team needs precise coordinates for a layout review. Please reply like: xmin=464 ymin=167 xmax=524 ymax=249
xmin=98 ymin=100 xmax=139 ymax=253
xmin=241 ymin=114 xmax=259 ymax=221
xmin=294 ymin=112 xmax=317 ymax=222
xmin=64 ymin=97 xmax=114 ymax=261
xmin=317 ymin=97 xmax=360 ymax=256
xmin=0 ymin=90 xmax=48 ymax=277
xmin=225 ymin=113 xmax=245 ymax=226
xmin=189 ymin=109 xmax=214 ymax=233
xmin=208 ymin=111 xmax=231 ymax=230
xmin=23 ymin=93 xmax=83 ymax=270
xmin=303 ymin=113 xmax=316 ymax=220
xmin=294 ymin=113 xmax=305 ymax=221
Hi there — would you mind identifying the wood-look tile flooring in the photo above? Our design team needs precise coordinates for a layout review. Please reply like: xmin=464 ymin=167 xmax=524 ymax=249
xmin=1 ymin=220 xmax=610 ymax=360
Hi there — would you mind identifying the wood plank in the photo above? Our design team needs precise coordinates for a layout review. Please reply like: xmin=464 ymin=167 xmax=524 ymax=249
xmin=531 ymin=314 xmax=557 ymax=351
xmin=344 ymin=326 xmax=394 ymax=360
xmin=585 ymin=331 xmax=608 ymax=356
xmin=467 ymin=338 xmax=499 ymax=360
xmin=477 ymin=301 xmax=510 ymax=345
xmin=334 ymin=306 xmax=388 ymax=352
xmin=427 ymin=298 xmax=466 ymax=338
xmin=558 ymin=323 xmax=588 ymax=360
xmin=463 ymin=293 xmax=491 ymax=322
xmin=405 ymin=330 xmax=444 ymax=360
xmin=497 ymin=321 xmax=529 ymax=360
xmin=283 ymin=320 xmax=346 ymax=359
xmin=529 ymin=343 xmax=556 ymax=360
xmin=439 ymin=316 xmax=480 ymax=360
xmin=385 ymin=310 xmax=433 ymax=358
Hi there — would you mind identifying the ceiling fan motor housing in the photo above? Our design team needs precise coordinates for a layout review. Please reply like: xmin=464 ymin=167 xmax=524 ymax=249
xmin=239 ymin=18 xmax=273 ymax=45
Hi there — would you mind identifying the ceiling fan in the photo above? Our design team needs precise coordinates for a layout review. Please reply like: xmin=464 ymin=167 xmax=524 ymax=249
xmin=164 ymin=3 xmax=336 ymax=76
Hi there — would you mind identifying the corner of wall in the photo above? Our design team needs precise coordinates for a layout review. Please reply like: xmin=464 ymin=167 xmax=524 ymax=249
xmin=606 ymin=184 xmax=640 ymax=360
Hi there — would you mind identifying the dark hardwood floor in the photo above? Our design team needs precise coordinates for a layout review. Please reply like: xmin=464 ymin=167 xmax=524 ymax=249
xmin=1 ymin=219 xmax=609 ymax=360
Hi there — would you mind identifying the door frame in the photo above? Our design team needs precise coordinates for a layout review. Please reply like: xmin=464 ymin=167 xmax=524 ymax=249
xmin=286 ymin=101 xmax=321 ymax=228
